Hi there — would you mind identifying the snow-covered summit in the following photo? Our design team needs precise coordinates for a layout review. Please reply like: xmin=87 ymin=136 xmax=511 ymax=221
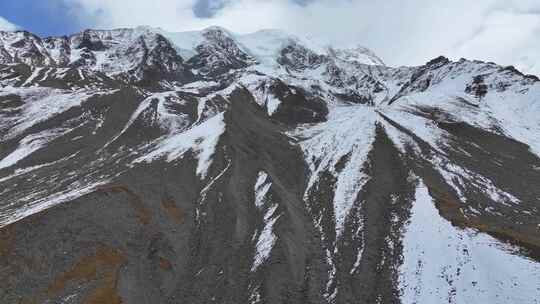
xmin=0 ymin=26 xmax=386 ymax=84
xmin=326 ymin=45 xmax=385 ymax=66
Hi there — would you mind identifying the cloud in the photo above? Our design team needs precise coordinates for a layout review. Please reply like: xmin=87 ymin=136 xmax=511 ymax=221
xmin=57 ymin=0 xmax=540 ymax=75
xmin=0 ymin=16 xmax=19 ymax=31
xmin=193 ymin=0 xmax=229 ymax=18
xmin=451 ymin=6 xmax=540 ymax=75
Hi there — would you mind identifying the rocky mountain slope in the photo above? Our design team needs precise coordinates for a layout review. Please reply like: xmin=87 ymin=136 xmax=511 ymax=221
xmin=0 ymin=26 xmax=539 ymax=304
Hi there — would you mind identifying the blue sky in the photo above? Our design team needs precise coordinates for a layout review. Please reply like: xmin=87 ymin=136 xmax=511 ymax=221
xmin=0 ymin=1 xmax=84 ymax=36
xmin=0 ymin=0 xmax=322 ymax=37
xmin=1 ymin=0 xmax=539 ymax=75
xmin=0 ymin=0 xmax=312 ymax=36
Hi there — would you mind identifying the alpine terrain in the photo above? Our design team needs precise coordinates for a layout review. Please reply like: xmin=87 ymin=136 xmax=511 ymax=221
xmin=0 ymin=26 xmax=539 ymax=304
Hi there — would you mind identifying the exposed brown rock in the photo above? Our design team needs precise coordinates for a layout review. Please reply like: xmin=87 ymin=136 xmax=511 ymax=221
xmin=97 ymin=185 xmax=152 ymax=225
xmin=161 ymin=196 xmax=185 ymax=224
xmin=158 ymin=257 xmax=173 ymax=271
xmin=48 ymin=246 xmax=126 ymax=304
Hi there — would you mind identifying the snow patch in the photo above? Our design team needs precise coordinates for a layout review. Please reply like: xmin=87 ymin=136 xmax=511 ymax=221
xmin=22 ymin=67 xmax=44 ymax=86
xmin=135 ymin=112 xmax=225 ymax=179
xmin=0 ymin=86 xmax=108 ymax=140
xmin=265 ymin=96 xmax=281 ymax=116
xmin=0 ymin=181 xmax=108 ymax=228
xmin=254 ymin=171 xmax=271 ymax=209
xmin=103 ymin=91 xmax=189 ymax=149
xmin=399 ymin=179 xmax=540 ymax=304
xmin=291 ymin=104 xmax=377 ymax=237
xmin=0 ymin=128 xmax=70 ymax=170
xmin=252 ymin=203 xmax=280 ymax=272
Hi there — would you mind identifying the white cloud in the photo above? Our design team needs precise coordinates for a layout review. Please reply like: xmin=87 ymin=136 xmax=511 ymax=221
xmin=452 ymin=8 xmax=540 ymax=75
xmin=59 ymin=0 xmax=540 ymax=75
xmin=0 ymin=16 xmax=19 ymax=31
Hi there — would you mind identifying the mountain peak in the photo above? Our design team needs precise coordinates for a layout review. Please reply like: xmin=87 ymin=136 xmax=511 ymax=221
xmin=1 ymin=24 xmax=540 ymax=304
xmin=201 ymin=25 xmax=231 ymax=34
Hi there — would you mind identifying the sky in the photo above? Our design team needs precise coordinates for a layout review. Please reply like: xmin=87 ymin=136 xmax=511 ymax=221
xmin=1 ymin=0 xmax=540 ymax=75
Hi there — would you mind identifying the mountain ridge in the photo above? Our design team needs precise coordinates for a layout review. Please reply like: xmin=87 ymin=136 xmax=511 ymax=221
xmin=0 ymin=26 xmax=539 ymax=304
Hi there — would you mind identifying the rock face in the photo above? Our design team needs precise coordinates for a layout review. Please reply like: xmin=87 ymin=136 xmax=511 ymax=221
xmin=1 ymin=26 xmax=540 ymax=304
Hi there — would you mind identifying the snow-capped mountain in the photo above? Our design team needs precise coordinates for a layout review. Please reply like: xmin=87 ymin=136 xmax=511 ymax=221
xmin=0 ymin=26 xmax=539 ymax=304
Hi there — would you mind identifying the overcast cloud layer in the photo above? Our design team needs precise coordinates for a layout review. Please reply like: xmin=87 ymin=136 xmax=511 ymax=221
xmin=5 ymin=0 xmax=540 ymax=75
